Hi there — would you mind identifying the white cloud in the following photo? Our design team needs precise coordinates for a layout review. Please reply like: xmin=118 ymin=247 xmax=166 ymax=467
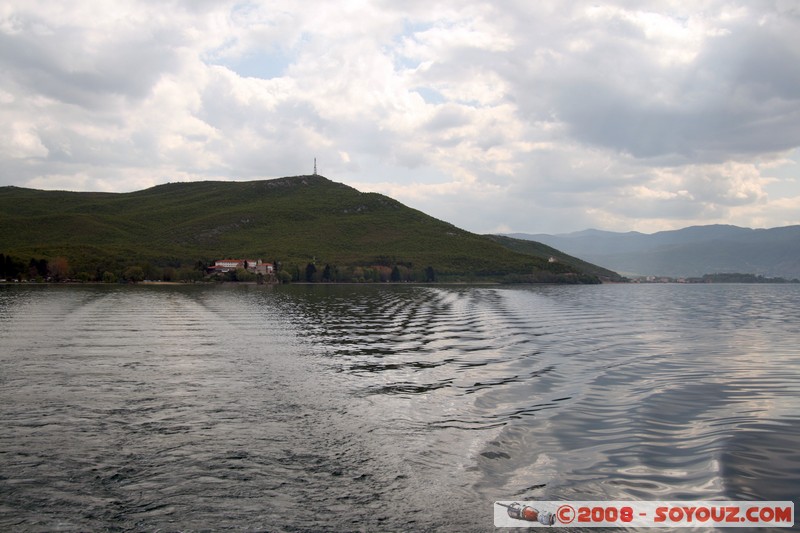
xmin=0 ymin=122 xmax=49 ymax=159
xmin=0 ymin=0 xmax=799 ymax=234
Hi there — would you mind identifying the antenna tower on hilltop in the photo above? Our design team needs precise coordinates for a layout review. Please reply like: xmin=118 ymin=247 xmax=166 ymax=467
xmin=313 ymin=158 xmax=317 ymax=175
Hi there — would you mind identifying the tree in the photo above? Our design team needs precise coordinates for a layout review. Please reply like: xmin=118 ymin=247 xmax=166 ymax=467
xmin=278 ymin=270 xmax=292 ymax=284
xmin=375 ymin=266 xmax=391 ymax=282
xmin=425 ymin=266 xmax=436 ymax=282
xmin=391 ymin=265 xmax=401 ymax=282
xmin=322 ymin=264 xmax=332 ymax=282
xmin=141 ymin=262 xmax=161 ymax=281
xmin=102 ymin=271 xmax=118 ymax=283
xmin=400 ymin=266 xmax=411 ymax=281
xmin=305 ymin=263 xmax=317 ymax=282
xmin=179 ymin=268 xmax=202 ymax=282
xmin=0 ymin=253 xmax=20 ymax=280
xmin=123 ymin=266 xmax=144 ymax=283
xmin=162 ymin=267 xmax=175 ymax=282
xmin=29 ymin=258 xmax=48 ymax=280
xmin=363 ymin=267 xmax=378 ymax=282
xmin=235 ymin=268 xmax=255 ymax=282
xmin=0 ymin=253 xmax=13 ymax=279
xmin=48 ymin=257 xmax=69 ymax=282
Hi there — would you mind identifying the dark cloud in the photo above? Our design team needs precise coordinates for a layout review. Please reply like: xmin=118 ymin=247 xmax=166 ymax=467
xmin=507 ymin=5 xmax=800 ymax=164
xmin=425 ymin=104 xmax=470 ymax=131
xmin=0 ymin=14 xmax=180 ymax=110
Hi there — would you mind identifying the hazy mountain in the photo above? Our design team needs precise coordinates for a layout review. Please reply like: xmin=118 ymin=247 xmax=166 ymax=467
xmin=509 ymin=225 xmax=800 ymax=279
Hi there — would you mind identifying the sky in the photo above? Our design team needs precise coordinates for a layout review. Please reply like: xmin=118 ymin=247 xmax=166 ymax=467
xmin=1 ymin=1 xmax=799 ymax=235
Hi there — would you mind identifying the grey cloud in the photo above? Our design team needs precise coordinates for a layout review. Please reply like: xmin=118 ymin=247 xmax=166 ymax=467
xmin=0 ymin=18 xmax=180 ymax=110
xmin=425 ymin=104 xmax=470 ymax=131
xmin=516 ymin=9 xmax=800 ymax=164
xmin=610 ymin=195 xmax=713 ymax=220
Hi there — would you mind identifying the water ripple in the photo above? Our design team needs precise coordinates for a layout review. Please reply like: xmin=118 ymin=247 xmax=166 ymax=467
xmin=1 ymin=283 xmax=798 ymax=531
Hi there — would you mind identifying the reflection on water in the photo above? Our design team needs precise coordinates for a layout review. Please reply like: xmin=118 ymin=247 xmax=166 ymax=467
xmin=0 ymin=283 xmax=798 ymax=531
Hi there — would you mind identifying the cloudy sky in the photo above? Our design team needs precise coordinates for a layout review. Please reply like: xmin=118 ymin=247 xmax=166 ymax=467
xmin=1 ymin=1 xmax=799 ymax=234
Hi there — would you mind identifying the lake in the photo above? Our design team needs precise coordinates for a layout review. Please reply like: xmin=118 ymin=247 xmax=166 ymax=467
xmin=1 ymin=283 xmax=798 ymax=531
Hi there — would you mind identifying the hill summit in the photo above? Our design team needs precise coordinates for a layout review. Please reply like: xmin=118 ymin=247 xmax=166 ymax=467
xmin=0 ymin=175 xmax=619 ymax=282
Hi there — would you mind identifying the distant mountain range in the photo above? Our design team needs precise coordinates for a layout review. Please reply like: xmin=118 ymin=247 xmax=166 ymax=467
xmin=509 ymin=225 xmax=800 ymax=279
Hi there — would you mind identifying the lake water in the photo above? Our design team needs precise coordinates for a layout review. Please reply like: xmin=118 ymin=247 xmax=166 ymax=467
xmin=0 ymin=283 xmax=798 ymax=531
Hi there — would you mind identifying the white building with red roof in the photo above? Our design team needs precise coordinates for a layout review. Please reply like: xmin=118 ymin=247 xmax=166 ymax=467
xmin=209 ymin=259 xmax=273 ymax=275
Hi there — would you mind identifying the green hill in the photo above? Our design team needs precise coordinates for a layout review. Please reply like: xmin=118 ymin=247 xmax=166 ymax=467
xmin=0 ymin=175 xmax=618 ymax=282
